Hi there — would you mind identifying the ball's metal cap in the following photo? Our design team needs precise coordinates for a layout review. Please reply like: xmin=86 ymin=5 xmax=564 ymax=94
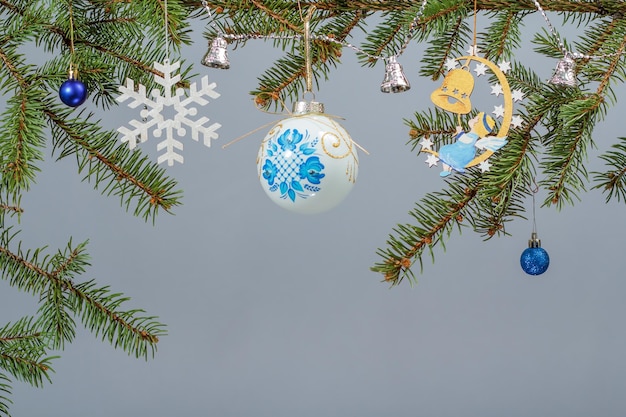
xmin=292 ymin=100 xmax=325 ymax=115
xmin=528 ymin=232 xmax=542 ymax=248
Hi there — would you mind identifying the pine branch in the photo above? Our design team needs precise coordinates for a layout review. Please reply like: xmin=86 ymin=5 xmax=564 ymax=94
xmin=0 ymin=318 xmax=55 ymax=389
xmin=0 ymin=203 xmax=22 ymax=216
xmin=359 ymin=10 xmax=410 ymax=64
xmin=0 ymin=32 xmax=47 ymax=195
xmin=0 ymin=0 xmax=21 ymax=14
xmin=0 ymin=231 xmax=165 ymax=358
xmin=419 ymin=15 xmax=472 ymax=79
xmin=0 ymin=372 xmax=12 ymax=417
xmin=406 ymin=108 xmax=460 ymax=151
xmin=29 ymin=0 xmax=192 ymax=106
xmin=199 ymin=1 xmax=626 ymax=288
xmin=251 ymin=16 xmax=346 ymax=110
xmin=480 ymin=9 xmax=526 ymax=61
xmin=540 ymin=21 xmax=626 ymax=207
xmin=235 ymin=5 xmax=370 ymax=109
xmin=593 ymin=138 xmax=626 ymax=202
xmin=540 ymin=94 xmax=597 ymax=207
xmin=371 ymin=179 xmax=479 ymax=286
xmin=253 ymin=51 xmax=308 ymax=110
xmin=248 ymin=0 xmax=302 ymax=32
xmin=0 ymin=5 xmax=184 ymax=219
xmin=45 ymin=107 xmax=182 ymax=220
xmin=202 ymin=0 xmax=626 ymax=15
xmin=373 ymin=55 xmax=568 ymax=283
xmin=0 ymin=85 xmax=46 ymax=193
xmin=0 ymin=351 xmax=53 ymax=389
xmin=65 ymin=280 xmax=164 ymax=356
xmin=3 ymin=0 xmax=626 ymax=410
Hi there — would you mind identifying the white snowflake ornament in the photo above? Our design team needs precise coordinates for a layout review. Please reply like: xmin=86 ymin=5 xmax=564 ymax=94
xmin=117 ymin=60 xmax=221 ymax=166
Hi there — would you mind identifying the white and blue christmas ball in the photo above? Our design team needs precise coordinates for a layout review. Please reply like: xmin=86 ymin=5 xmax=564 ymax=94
xmin=257 ymin=101 xmax=358 ymax=214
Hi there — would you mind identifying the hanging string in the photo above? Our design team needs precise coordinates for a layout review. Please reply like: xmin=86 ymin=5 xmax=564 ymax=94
xmin=394 ymin=0 xmax=428 ymax=59
xmin=201 ymin=0 xmax=215 ymax=28
xmin=530 ymin=178 xmax=539 ymax=234
xmin=68 ymin=1 xmax=75 ymax=55
xmin=296 ymin=0 xmax=304 ymax=22
xmin=303 ymin=6 xmax=315 ymax=95
xmin=68 ymin=0 xmax=76 ymax=75
xmin=163 ymin=0 xmax=169 ymax=63
xmin=533 ymin=0 xmax=623 ymax=60
xmin=472 ymin=0 xmax=478 ymax=53
xmin=212 ymin=0 xmax=429 ymax=63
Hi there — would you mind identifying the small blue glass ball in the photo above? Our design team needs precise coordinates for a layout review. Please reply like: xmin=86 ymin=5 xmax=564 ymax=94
xmin=520 ymin=247 xmax=550 ymax=275
xmin=59 ymin=78 xmax=88 ymax=107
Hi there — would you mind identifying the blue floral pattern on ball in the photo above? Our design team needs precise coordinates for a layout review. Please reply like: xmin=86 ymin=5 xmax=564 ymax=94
xmin=261 ymin=128 xmax=325 ymax=203
xmin=277 ymin=128 xmax=303 ymax=151
xmin=262 ymin=159 xmax=277 ymax=186
xmin=299 ymin=156 xmax=325 ymax=184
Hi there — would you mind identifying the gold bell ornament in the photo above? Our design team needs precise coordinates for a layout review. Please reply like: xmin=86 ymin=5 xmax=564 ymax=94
xmin=429 ymin=66 xmax=475 ymax=114
xmin=380 ymin=56 xmax=411 ymax=93
xmin=202 ymin=36 xmax=230 ymax=69
xmin=548 ymin=53 xmax=576 ymax=87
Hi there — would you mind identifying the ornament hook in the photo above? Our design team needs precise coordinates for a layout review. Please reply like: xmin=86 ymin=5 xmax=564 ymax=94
xmin=68 ymin=63 xmax=78 ymax=79
xmin=530 ymin=178 xmax=539 ymax=234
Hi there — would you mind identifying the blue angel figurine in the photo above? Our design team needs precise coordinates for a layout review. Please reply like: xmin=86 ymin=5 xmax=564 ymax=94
xmin=439 ymin=112 xmax=507 ymax=177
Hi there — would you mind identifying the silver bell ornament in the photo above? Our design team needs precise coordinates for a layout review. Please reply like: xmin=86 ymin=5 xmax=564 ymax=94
xmin=257 ymin=100 xmax=359 ymax=214
xmin=380 ymin=56 xmax=410 ymax=93
xmin=202 ymin=36 xmax=230 ymax=69
xmin=548 ymin=53 xmax=576 ymax=87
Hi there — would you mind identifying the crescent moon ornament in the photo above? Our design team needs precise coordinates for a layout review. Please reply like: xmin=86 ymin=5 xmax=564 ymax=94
xmin=422 ymin=55 xmax=513 ymax=175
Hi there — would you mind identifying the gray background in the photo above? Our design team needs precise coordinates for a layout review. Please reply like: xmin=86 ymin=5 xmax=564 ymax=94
xmin=4 ymin=11 xmax=626 ymax=417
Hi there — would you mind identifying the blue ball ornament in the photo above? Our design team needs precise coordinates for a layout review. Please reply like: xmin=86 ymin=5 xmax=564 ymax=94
xmin=520 ymin=232 xmax=549 ymax=275
xmin=59 ymin=78 xmax=88 ymax=107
